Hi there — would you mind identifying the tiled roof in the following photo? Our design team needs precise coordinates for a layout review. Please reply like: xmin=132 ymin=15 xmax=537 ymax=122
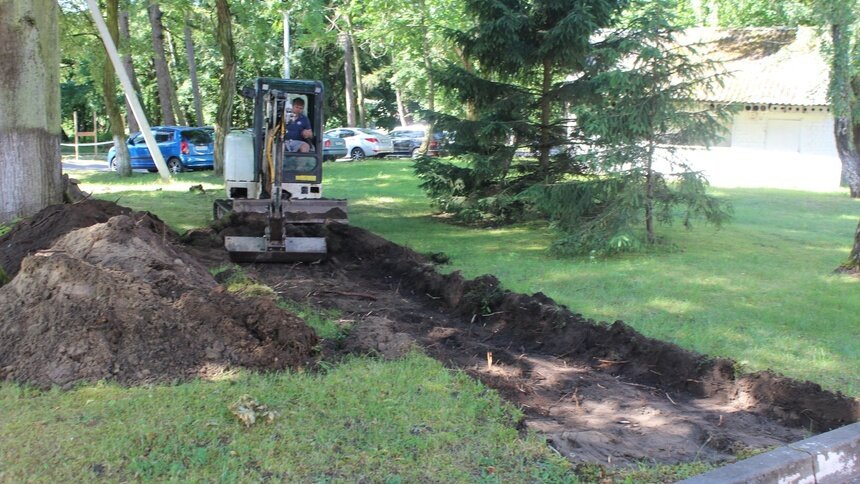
xmin=680 ymin=27 xmax=830 ymax=106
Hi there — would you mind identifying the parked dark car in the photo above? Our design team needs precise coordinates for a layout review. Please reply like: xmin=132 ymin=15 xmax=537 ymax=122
xmin=107 ymin=126 xmax=215 ymax=173
xmin=323 ymin=134 xmax=348 ymax=161
xmin=389 ymin=125 xmax=449 ymax=157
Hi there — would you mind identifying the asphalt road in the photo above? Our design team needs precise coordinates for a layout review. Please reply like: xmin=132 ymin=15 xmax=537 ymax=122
xmin=62 ymin=157 xmax=109 ymax=172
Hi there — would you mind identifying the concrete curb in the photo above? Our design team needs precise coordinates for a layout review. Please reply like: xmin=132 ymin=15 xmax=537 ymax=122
xmin=679 ymin=422 xmax=859 ymax=484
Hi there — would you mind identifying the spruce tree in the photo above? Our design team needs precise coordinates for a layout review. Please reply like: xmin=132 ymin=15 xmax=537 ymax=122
xmin=415 ymin=0 xmax=626 ymax=225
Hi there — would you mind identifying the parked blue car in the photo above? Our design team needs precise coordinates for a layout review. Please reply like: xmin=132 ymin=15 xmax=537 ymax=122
xmin=107 ymin=126 xmax=215 ymax=173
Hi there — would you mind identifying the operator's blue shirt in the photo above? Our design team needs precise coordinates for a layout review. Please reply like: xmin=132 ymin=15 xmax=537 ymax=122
xmin=286 ymin=114 xmax=311 ymax=141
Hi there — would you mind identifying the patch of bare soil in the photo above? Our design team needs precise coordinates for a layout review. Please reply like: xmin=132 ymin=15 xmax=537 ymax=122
xmin=0 ymin=203 xmax=317 ymax=389
xmin=202 ymin=220 xmax=859 ymax=468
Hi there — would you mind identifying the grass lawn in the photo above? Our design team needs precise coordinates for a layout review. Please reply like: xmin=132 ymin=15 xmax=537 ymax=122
xmin=73 ymin=162 xmax=859 ymax=396
xmin=322 ymin=159 xmax=860 ymax=397
xmin=1 ymin=160 xmax=854 ymax=481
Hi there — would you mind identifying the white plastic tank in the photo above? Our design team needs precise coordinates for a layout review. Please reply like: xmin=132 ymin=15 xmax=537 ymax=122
xmin=224 ymin=130 xmax=255 ymax=182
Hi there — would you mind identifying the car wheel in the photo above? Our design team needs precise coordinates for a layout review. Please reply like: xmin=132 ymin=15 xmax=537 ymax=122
xmin=350 ymin=147 xmax=366 ymax=161
xmin=410 ymin=148 xmax=420 ymax=158
xmin=109 ymin=157 xmax=117 ymax=171
xmin=167 ymin=157 xmax=185 ymax=174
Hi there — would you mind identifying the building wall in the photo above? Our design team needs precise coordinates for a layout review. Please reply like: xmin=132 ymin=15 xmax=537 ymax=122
xmin=729 ymin=105 xmax=836 ymax=155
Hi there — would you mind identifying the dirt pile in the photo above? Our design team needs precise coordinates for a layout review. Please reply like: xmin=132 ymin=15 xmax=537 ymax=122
xmin=0 ymin=204 xmax=317 ymax=389
xmin=0 ymin=200 xmax=132 ymax=280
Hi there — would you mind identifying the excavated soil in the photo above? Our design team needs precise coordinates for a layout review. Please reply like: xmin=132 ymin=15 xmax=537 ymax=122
xmin=1 ymin=201 xmax=858 ymax=469
xmin=0 ymin=202 xmax=317 ymax=388
xmin=204 ymin=215 xmax=858 ymax=467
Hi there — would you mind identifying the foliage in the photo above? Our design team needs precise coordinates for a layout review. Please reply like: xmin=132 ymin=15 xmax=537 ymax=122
xmin=414 ymin=0 xmax=625 ymax=227
xmin=418 ymin=0 xmax=732 ymax=254
xmin=545 ymin=0 xmax=734 ymax=253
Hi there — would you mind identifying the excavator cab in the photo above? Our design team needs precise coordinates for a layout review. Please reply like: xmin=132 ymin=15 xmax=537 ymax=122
xmin=214 ymin=78 xmax=348 ymax=262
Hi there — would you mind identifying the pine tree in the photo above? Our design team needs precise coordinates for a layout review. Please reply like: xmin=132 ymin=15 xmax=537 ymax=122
xmin=415 ymin=0 xmax=625 ymax=225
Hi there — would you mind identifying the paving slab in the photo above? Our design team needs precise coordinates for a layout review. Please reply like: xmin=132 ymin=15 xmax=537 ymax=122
xmin=679 ymin=422 xmax=859 ymax=484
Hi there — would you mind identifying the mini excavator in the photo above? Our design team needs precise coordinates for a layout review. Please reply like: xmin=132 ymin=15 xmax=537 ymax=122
xmin=213 ymin=78 xmax=348 ymax=261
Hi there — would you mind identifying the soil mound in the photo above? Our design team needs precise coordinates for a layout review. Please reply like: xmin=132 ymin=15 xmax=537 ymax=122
xmin=0 ymin=200 xmax=133 ymax=280
xmin=0 ymin=207 xmax=317 ymax=389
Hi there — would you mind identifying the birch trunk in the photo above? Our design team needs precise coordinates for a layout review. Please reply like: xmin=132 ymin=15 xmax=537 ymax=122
xmin=0 ymin=0 xmax=63 ymax=223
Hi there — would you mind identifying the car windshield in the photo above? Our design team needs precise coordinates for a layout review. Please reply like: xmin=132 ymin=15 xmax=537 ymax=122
xmin=183 ymin=129 xmax=213 ymax=144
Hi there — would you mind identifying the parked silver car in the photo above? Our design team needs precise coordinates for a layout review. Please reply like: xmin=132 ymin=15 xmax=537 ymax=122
xmin=324 ymin=127 xmax=393 ymax=160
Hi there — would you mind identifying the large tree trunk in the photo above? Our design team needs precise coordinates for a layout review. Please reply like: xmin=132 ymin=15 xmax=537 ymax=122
xmin=342 ymin=33 xmax=357 ymax=127
xmin=214 ymin=0 xmax=236 ymax=176
xmin=119 ymin=9 xmax=142 ymax=133
xmin=103 ymin=0 xmax=131 ymax=176
xmin=148 ymin=0 xmax=177 ymax=125
xmin=0 ymin=0 xmax=63 ymax=223
xmin=184 ymin=12 xmax=204 ymax=126
xmin=831 ymin=23 xmax=860 ymax=197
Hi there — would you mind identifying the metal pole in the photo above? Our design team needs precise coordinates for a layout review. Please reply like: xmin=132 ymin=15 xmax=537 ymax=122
xmin=86 ymin=0 xmax=170 ymax=179
xmin=283 ymin=10 xmax=290 ymax=79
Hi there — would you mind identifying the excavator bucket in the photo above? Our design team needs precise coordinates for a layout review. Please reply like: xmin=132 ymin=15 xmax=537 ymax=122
xmin=220 ymin=199 xmax=348 ymax=262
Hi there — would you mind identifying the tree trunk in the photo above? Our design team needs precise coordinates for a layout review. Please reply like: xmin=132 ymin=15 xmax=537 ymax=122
xmin=148 ymin=0 xmax=176 ymax=125
xmin=214 ymin=0 xmax=236 ymax=176
xmin=395 ymin=88 xmax=409 ymax=126
xmin=342 ymin=33 xmax=357 ymax=127
xmin=342 ymin=19 xmax=365 ymax=128
xmin=830 ymin=23 xmax=860 ymax=198
xmin=102 ymin=0 xmax=131 ymax=176
xmin=644 ymin=142 xmax=656 ymax=244
xmin=418 ymin=1 xmax=434 ymax=114
xmin=842 ymin=218 xmax=860 ymax=271
xmin=0 ymin=0 xmax=63 ymax=223
xmin=165 ymin=28 xmax=188 ymax=126
xmin=538 ymin=58 xmax=552 ymax=175
xmin=119 ymin=8 xmax=141 ymax=133
xmin=184 ymin=12 xmax=204 ymax=126
xmin=454 ymin=45 xmax=477 ymax=121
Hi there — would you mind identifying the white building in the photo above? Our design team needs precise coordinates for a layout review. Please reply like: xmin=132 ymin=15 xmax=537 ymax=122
xmin=688 ymin=27 xmax=836 ymax=156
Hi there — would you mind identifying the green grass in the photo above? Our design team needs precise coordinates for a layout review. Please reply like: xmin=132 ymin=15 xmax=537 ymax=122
xmin=5 ymin=163 xmax=851 ymax=480
xmin=0 ymin=355 xmax=573 ymax=482
xmin=321 ymin=160 xmax=860 ymax=396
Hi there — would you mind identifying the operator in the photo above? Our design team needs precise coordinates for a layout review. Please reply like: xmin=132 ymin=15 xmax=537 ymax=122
xmin=285 ymin=97 xmax=313 ymax=153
